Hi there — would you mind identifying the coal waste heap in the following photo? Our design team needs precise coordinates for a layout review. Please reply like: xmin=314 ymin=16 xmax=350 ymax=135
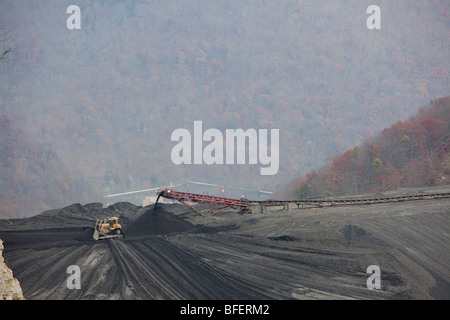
xmin=74 ymin=227 xmax=95 ymax=241
xmin=1 ymin=187 xmax=449 ymax=300
xmin=123 ymin=206 xmax=195 ymax=236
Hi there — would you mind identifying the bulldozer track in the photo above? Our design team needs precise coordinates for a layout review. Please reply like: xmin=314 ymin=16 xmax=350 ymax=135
xmin=158 ymin=189 xmax=450 ymax=215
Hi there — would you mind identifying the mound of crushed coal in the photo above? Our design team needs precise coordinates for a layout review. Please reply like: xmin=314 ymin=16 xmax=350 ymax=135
xmin=102 ymin=202 xmax=140 ymax=225
xmin=123 ymin=206 xmax=195 ymax=236
xmin=74 ymin=227 xmax=95 ymax=241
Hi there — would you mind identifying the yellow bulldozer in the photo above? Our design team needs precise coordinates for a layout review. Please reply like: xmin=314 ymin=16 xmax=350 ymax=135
xmin=93 ymin=217 xmax=124 ymax=240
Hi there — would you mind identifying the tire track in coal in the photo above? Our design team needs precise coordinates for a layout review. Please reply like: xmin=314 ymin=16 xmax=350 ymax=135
xmin=108 ymin=239 xmax=183 ymax=299
xmin=168 ymin=232 xmax=309 ymax=299
xmin=11 ymin=244 xmax=89 ymax=299
xmin=133 ymin=238 xmax=219 ymax=299
xmin=135 ymin=236 xmax=273 ymax=299
xmin=169 ymin=232 xmax=388 ymax=299
xmin=109 ymin=235 xmax=276 ymax=299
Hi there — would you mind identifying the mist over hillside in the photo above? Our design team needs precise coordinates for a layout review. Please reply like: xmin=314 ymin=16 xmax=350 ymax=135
xmin=0 ymin=1 xmax=449 ymax=216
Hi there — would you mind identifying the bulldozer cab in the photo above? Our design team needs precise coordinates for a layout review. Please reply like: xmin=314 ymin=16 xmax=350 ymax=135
xmin=106 ymin=217 xmax=119 ymax=228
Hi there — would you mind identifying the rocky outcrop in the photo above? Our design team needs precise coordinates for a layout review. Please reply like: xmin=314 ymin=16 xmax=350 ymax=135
xmin=0 ymin=239 xmax=24 ymax=300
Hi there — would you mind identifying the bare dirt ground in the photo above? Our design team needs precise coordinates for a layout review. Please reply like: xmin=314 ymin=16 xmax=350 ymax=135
xmin=0 ymin=186 xmax=449 ymax=300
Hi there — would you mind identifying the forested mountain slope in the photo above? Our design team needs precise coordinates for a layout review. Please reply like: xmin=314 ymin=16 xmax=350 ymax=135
xmin=0 ymin=114 xmax=93 ymax=218
xmin=0 ymin=1 xmax=449 ymax=216
xmin=277 ymin=96 xmax=450 ymax=199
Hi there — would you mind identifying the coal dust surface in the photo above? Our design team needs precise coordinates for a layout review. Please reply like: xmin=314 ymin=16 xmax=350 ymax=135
xmin=123 ymin=206 xmax=195 ymax=236
xmin=0 ymin=187 xmax=449 ymax=300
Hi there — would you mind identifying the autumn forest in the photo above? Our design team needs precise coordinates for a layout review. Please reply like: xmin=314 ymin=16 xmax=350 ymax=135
xmin=277 ymin=96 xmax=450 ymax=200
xmin=0 ymin=1 xmax=449 ymax=217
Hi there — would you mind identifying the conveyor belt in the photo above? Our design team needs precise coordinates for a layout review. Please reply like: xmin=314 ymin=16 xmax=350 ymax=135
xmin=156 ymin=188 xmax=450 ymax=215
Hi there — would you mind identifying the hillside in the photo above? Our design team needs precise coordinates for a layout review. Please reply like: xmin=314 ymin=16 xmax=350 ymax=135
xmin=277 ymin=96 xmax=450 ymax=200
xmin=0 ymin=1 xmax=449 ymax=216
xmin=0 ymin=114 xmax=95 ymax=218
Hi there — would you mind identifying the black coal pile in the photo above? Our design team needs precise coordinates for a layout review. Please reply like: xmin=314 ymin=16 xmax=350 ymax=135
xmin=74 ymin=227 xmax=95 ymax=241
xmin=124 ymin=206 xmax=195 ymax=236
xmin=102 ymin=202 xmax=140 ymax=226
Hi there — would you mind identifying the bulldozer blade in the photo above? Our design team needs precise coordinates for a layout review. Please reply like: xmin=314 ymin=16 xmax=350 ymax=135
xmin=93 ymin=228 xmax=124 ymax=240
